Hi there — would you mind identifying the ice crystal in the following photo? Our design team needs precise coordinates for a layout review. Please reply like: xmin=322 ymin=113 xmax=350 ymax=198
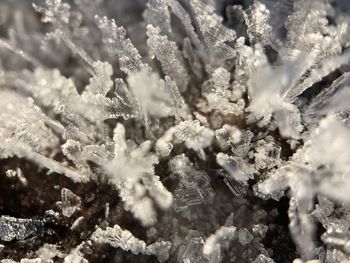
xmin=243 ymin=1 xmax=272 ymax=45
xmin=127 ymin=69 xmax=175 ymax=119
xmin=56 ymin=188 xmax=82 ymax=217
xmin=146 ymin=25 xmax=189 ymax=91
xmin=35 ymin=244 xmax=62 ymax=261
xmin=188 ymin=0 xmax=236 ymax=66
xmin=5 ymin=168 xmax=28 ymax=186
xmin=156 ymin=120 xmax=214 ymax=159
xmin=91 ymin=224 xmax=171 ymax=262
xmin=144 ymin=0 xmax=172 ymax=37
xmin=2 ymin=0 xmax=350 ymax=262
xmin=104 ymin=123 xmax=172 ymax=226
xmin=169 ymin=154 xmax=215 ymax=212
xmin=0 ymin=216 xmax=43 ymax=242
xmin=215 ymin=124 xmax=241 ymax=151
xmin=202 ymin=67 xmax=242 ymax=115
xmin=95 ymin=15 xmax=149 ymax=74
xmin=203 ymin=225 xmax=236 ymax=257
xmin=63 ymin=242 xmax=89 ymax=263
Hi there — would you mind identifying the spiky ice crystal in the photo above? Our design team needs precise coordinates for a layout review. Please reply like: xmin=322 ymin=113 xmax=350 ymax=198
xmin=1 ymin=0 xmax=350 ymax=262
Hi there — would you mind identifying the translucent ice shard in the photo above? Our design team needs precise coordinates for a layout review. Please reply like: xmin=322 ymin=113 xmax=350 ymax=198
xmin=64 ymin=242 xmax=89 ymax=263
xmin=146 ymin=25 xmax=189 ymax=91
xmin=254 ymin=166 xmax=289 ymax=201
xmin=166 ymin=0 xmax=203 ymax=49
xmin=33 ymin=0 xmax=94 ymax=67
xmin=254 ymin=137 xmax=282 ymax=170
xmin=203 ymin=225 xmax=236 ymax=257
xmin=84 ymin=61 xmax=113 ymax=96
xmin=243 ymin=1 xmax=272 ymax=45
xmin=202 ymin=68 xmax=242 ymax=115
xmin=304 ymin=72 xmax=350 ymax=125
xmin=0 ymin=90 xmax=87 ymax=182
xmin=287 ymin=50 xmax=350 ymax=102
xmin=216 ymin=153 xmax=254 ymax=185
xmin=95 ymin=15 xmax=149 ymax=74
xmin=180 ymin=236 xmax=208 ymax=263
xmin=56 ymin=188 xmax=82 ymax=217
xmin=9 ymin=67 xmax=137 ymax=125
xmin=215 ymin=125 xmax=241 ymax=151
xmin=284 ymin=0 xmax=344 ymax=61
xmin=164 ymin=76 xmax=191 ymax=121
xmin=0 ymin=90 xmax=58 ymax=151
xmin=145 ymin=241 xmax=171 ymax=262
xmin=61 ymin=139 xmax=93 ymax=178
xmin=188 ymin=0 xmax=236 ymax=62
xmin=144 ymin=0 xmax=172 ymax=36
xmin=91 ymin=225 xmax=147 ymax=254
xmin=169 ymin=154 xmax=215 ymax=212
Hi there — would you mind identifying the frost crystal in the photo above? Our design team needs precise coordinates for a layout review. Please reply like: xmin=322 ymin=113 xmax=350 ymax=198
xmin=6 ymin=168 xmax=28 ymax=186
xmin=91 ymin=224 xmax=171 ymax=262
xmin=217 ymin=153 xmax=254 ymax=185
xmin=146 ymin=25 xmax=189 ymax=91
xmin=63 ymin=242 xmax=89 ymax=263
xmin=215 ymin=125 xmax=241 ymax=150
xmin=244 ymin=1 xmax=272 ymax=45
xmin=3 ymin=0 xmax=350 ymax=261
xmin=127 ymin=69 xmax=175 ymax=118
xmin=57 ymin=188 xmax=82 ymax=217
xmin=169 ymin=154 xmax=215 ymax=212
xmin=188 ymin=0 xmax=236 ymax=66
xmin=202 ymin=68 xmax=242 ymax=115
xmin=144 ymin=0 xmax=172 ymax=37
xmin=95 ymin=15 xmax=149 ymax=74
xmin=104 ymin=123 xmax=172 ymax=226
xmin=0 ymin=216 xmax=43 ymax=242
xmin=179 ymin=236 xmax=208 ymax=263
xmin=203 ymin=225 xmax=236 ymax=257
xmin=156 ymin=120 xmax=214 ymax=158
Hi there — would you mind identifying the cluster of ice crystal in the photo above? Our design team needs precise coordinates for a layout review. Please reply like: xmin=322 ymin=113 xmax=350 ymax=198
xmin=2 ymin=0 xmax=350 ymax=262
xmin=0 ymin=216 xmax=43 ymax=242
xmin=91 ymin=224 xmax=171 ymax=262
xmin=169 ymin=154 xmax=215 ymax=212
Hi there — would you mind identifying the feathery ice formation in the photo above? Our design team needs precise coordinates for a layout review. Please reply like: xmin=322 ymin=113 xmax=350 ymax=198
xmin=1 ymin=0 xmax=350 ymax=262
